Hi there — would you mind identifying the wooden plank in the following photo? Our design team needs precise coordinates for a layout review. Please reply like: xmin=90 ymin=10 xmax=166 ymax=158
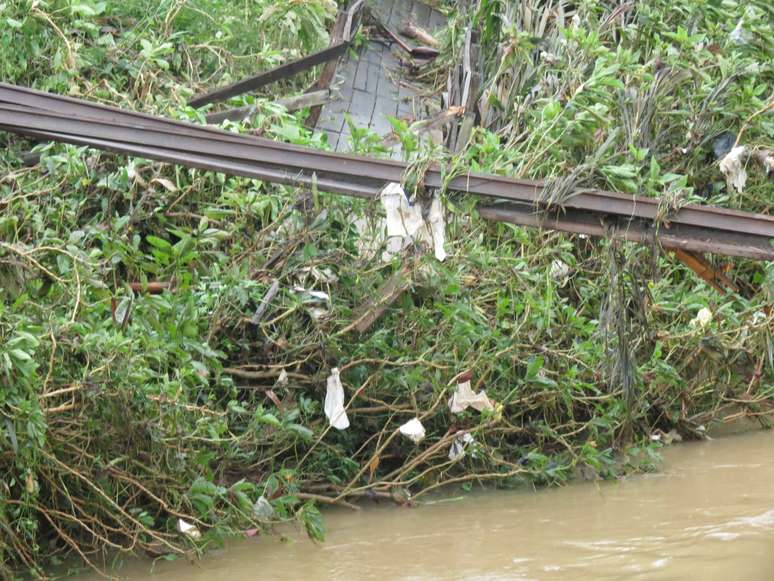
xmin=340 ymin=266 xmax=413 ymax=334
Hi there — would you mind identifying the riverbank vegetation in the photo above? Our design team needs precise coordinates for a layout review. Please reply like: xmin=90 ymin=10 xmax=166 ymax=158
xmin=0 ymin=0 xmax=772 ymax=577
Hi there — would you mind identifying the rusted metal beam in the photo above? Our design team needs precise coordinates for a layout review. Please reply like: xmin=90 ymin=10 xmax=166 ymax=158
xmin=188 ymin=43 xmax=350 ymax=109
xmin=1 ymin=83 xmax=772 ymax=262
xmin=477 ymin=203 xmax=774 ymax=261
xmin=306 ymin=6 xmax=351 ymax=129
xmin=4 ymin=100 xmax=770 ymax=242
xmin=188 ymin=1 xmax=364 ymax=109
xmin=671 ymin=249 xmax=739 ymax=294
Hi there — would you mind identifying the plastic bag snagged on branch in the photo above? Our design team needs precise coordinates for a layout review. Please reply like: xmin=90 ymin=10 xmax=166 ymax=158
xmin=448 ymin=378 xmax=494 ymax=413
xmin=177 ymin=519 xmax=201 ymax=540
xmin=380 ymin=183 xmax=446 ymax=262
xmin=399 ymin=417 xmax=426 ymax=443
xmin=324 ymin=368 xmax=350 ymax=430
xmin=448 ymin=432 xmax=475 ymax=461
xmin=719 ymin=146 xmax=748 ymax=193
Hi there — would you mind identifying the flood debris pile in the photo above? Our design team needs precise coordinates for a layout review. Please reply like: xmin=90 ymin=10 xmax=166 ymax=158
xmin=0 ymin=0 xmax=772 ymax=577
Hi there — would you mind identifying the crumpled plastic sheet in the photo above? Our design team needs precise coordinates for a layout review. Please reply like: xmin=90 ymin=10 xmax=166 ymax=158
xmin=380 ymin=183 xmax=446 ymax=262
xmin=448 ymin=432 xmax=475 ymax=461
xmin=690 ymin=307 xmax=713 ymax=328
xmin=399 ymin=417 xmax=426 ymax=443
xmin=719 ymin=146 xmax=748 ymax=193
xmin=253 ymin=495 xmax=275 ymax=521
xmin=177 ymin=518 xmax=201 ymax=540
xmin=448 ymin=379 xmax=494 ymax=413
xmin=324 ymin=368 xmax=350 ymax=430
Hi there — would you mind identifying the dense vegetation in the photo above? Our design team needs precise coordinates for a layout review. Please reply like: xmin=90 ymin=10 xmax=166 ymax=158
xmin=0 ymin=0 xmax=771 ymax=577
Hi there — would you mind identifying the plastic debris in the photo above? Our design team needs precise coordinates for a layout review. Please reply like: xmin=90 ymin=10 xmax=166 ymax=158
xmin=324 ymin=368 xmax=350 ymax=430
xmin=713 ymin=132 xmax=736 ymax=160
xmin=253 ymin=495 xmax=275 ymax=521
xmin=382 ymin=183 xmax=425 ymax=239
xmin=730 ymin=19 xmax=749 ymax=44
xmin=719 ymin=146 xmax=747 ymax=193
xmin=176 ymin=518 xmax=201 ymax=540
xmin=448 ymin=379 xmax=494 ymax=413
xmin=292 ymin=286 xmax=330 ymax=302
xmin=307 ymin=307 xmax=329 ymax=322
xmin=550 ymin=259 xmax=570 ymax=282
xmin=380 ymin=183 xmax=446 ymax=262
xmin=426 ymin=195 xmax=447 ymax=261
xmin=690 ymin=307 xmax=713 ymax=328
xmin=399 ymin=417 xmax=426 ymax=443
xmin=448 ymin=432 xmax=475 ymax=461
xmin=276 ymin=369 xmax=288 ymax=387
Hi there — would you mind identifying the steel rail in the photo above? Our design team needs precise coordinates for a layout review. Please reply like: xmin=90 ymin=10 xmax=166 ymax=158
xmin=5 ymin=122 xmax=774 ymax=260
xmin=4 ymin=100 xmax=772 ymax=241
xmin=0 ymin=85 xmax=772 ymax=260
xmin=4 ymin=82 xmax=771 ymax=237
xmin=3 ymin=82 xmax=772 ymax=234
xmin=4 ymin=127 xmax=382 ymax=199
xmin=14 ymin=124 xmax=771 ymax=259
xmin=478 ymin=204 xmax=774 ymax=261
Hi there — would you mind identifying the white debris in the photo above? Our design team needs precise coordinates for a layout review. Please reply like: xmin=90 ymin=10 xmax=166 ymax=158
xmin=382 ymin=182 xmax=426 ymax=238
xmin=307 ymin=307 xmax=329 ymax=322
xmin=276 ymin=369 xmax=288 ymax=387
xmin=380 ymin=183 xmax=447 ymax=262
xmin=177 ymin=518 xmax=202 ymax=540
xmin=730 ymin=19 xmax=748 ymax=44
xmin=292 ymin=286 xmax=330 ymax=302
xmin=448 ymin=432 xmax=475 ymax=461
xmin=571 ymin=13 xmax=581 ymax=29
xmin=324 ymin=368 xmax=350 ymax=430
xmin=448 ymin=379 xmax=495 ymax=414
xmin=550 ymin=259 xmax=570 ymax=282
xmin=690 ymin=307 xmax=713 ymax=328
xmin=253 ymin=495 xmax=275 ymax=521
xmin=399 ymin=417 xmax=426 ymax=443
xmin=426 ymin=194 xmax=447 ymax=261
xmin=719 ymin=146 xmax=748 ymax=193
xmin=298 ymin=266 xmax=339 ymax=283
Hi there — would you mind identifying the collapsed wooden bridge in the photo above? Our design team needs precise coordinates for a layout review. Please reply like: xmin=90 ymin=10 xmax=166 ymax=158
xmin=0 ymin=82 xmax=772 ymax=275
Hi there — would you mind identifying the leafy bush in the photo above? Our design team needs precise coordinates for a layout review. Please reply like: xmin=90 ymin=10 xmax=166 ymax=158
xmin=0 ymin=0 xmax=772 ymax=577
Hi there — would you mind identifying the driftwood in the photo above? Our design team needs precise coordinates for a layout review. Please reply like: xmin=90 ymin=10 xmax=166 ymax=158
xmin=205 ymin=90 xmax=331 ymax=124
xmin=400 ymin=21 xmax=440 ymax=48
xmin=340 ymin=266 xmax=413 ymax=334
xmin=382 ymin=106 xmax=464 ymax=146
xmin=378 ymin=22 xmax=440 ymax=59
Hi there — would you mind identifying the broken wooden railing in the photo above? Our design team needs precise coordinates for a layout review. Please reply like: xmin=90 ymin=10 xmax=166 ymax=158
xmin=1 ymin=82 xmax=773 ymax=264
xmin=189 ymin=0 xmax=365 ymax=109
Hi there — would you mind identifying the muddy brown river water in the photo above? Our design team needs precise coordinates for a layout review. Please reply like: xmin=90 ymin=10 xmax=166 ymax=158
xmin=87 ymin=429 xmax=774 ymax=580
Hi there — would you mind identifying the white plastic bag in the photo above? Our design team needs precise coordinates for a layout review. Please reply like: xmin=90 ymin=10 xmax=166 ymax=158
xmin=177 ymin=518 xmax=202 ymax=540
xmin=448 ymin=379 xmax=494 ymax=413
xmin=690 ymin=307 xmax=713 ymax=328
xmin=399 ymin=417 xmax=426 ymax=443
xmin=380 ymin=183 xmax=447 ymax=262
xmin=324 ymin=368 xmax=350 ymax=430
xmin=253 ymin=495 xmax=275 ymax=521
xmin=719 ymin=146 xmax=747 ymax=193
xmin=448 ymin=432 xmax=475 ymax=461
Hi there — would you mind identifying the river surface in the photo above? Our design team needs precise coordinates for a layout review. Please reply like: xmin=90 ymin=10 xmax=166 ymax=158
xmin=94 ymin=429 xmax=774 ymax=580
